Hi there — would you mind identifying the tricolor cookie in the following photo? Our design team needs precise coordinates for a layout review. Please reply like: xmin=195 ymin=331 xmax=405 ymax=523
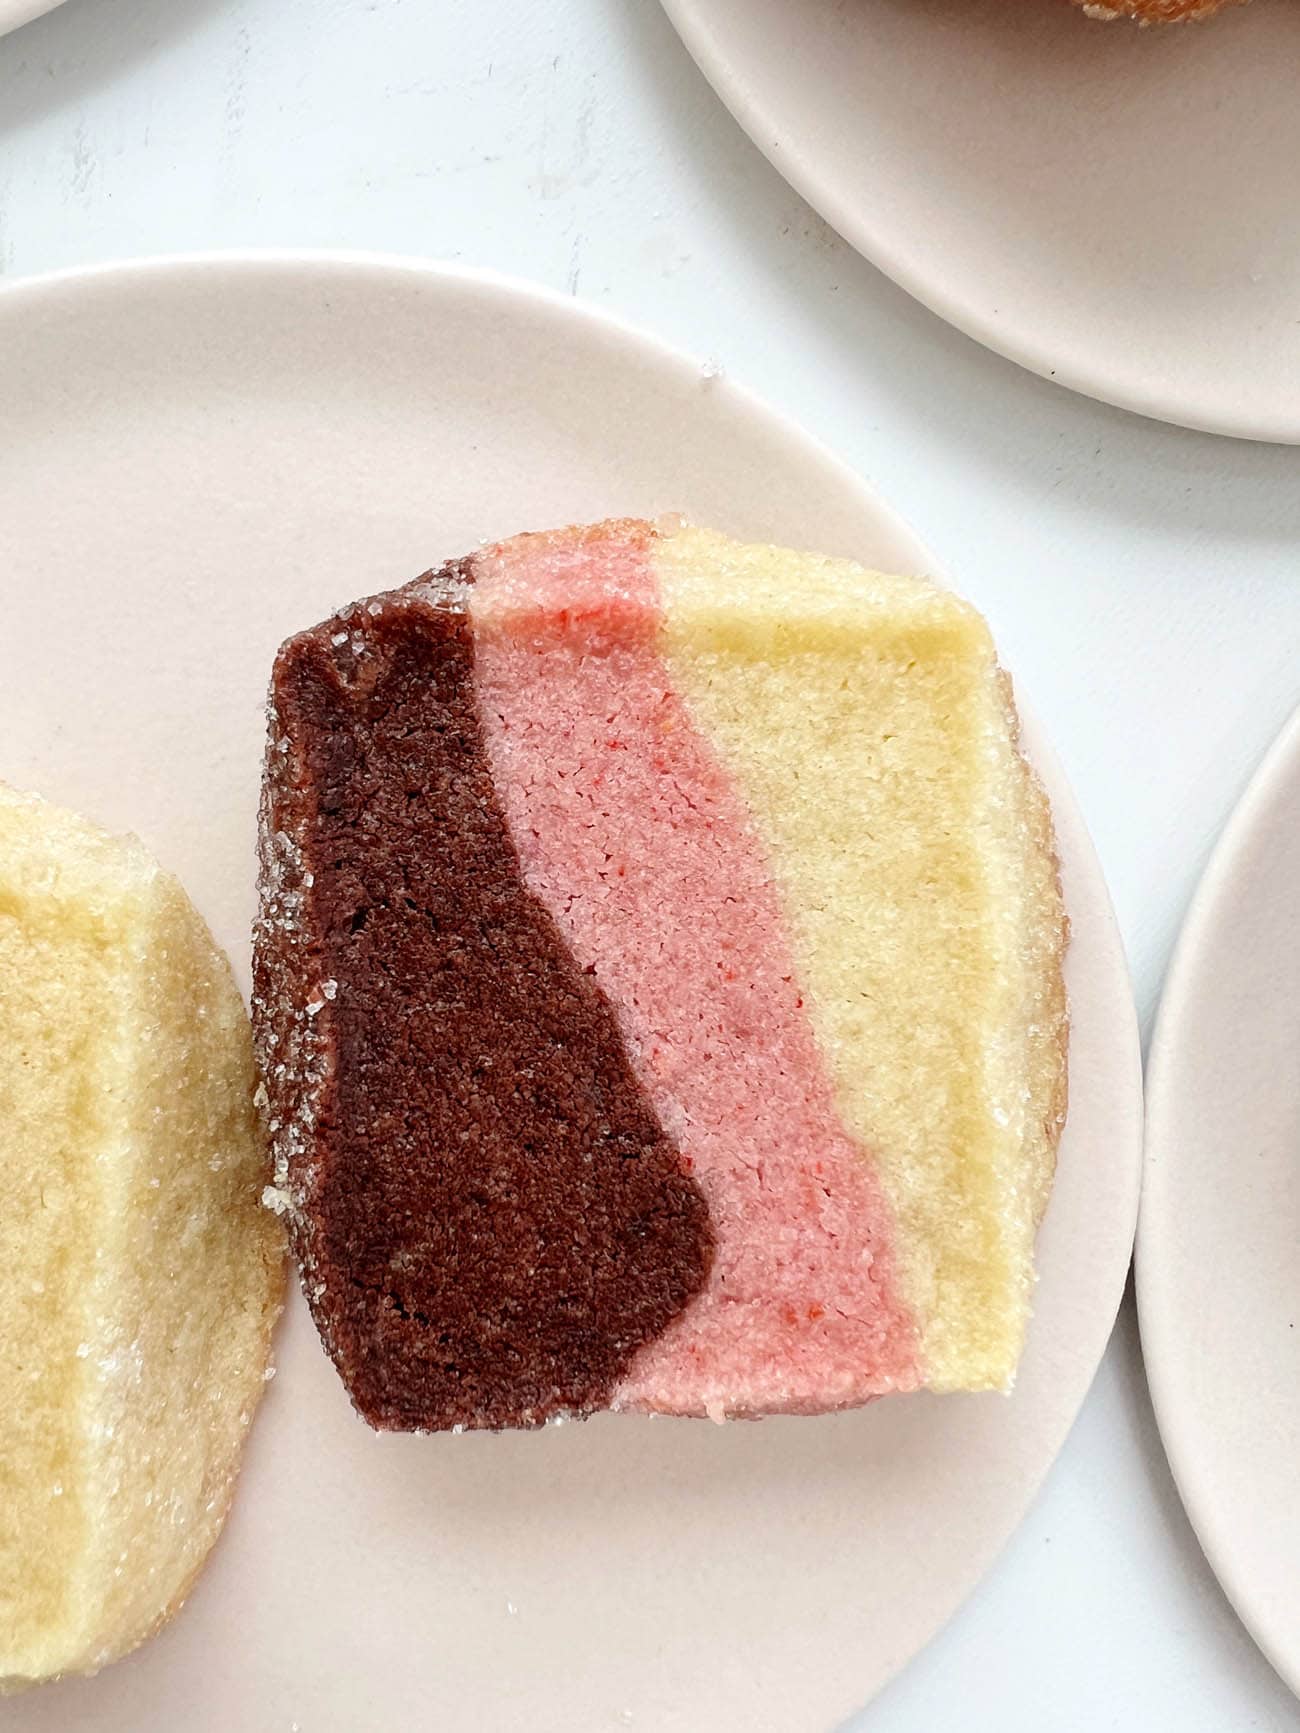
xmin=253 ymin=519 xmax=1067 ymax=1432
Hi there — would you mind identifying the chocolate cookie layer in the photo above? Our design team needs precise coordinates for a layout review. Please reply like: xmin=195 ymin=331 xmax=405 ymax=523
xmin=253 ymin=567 xmax=714 ymax=1431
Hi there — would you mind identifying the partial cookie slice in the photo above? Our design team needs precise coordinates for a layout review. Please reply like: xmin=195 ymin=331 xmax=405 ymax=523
xmin=255 ymin=518 xmax=1067 ymax=1433
xmin=1076 ymin=0 xmax=1244 ymax=21
xmin=0 ymin=785 xmax=284 ymax=1690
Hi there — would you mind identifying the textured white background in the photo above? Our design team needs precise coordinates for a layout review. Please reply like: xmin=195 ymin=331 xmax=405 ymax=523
xmin=2 ymin=0 xmax=1299 ymax=1726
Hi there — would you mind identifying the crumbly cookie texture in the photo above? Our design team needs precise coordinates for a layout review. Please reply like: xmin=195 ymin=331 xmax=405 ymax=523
xmin=1078 ymin=0 xmax=1244 ymax=22
xmin=254 ymin=519 xmax=1067 ymax=1432
xmin=0 ymin=784 xmax=283 ymax=1690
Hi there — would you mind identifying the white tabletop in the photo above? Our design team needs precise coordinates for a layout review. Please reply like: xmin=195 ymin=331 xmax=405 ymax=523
xmin=3 ymin=1 xmax=1299 ymax=1726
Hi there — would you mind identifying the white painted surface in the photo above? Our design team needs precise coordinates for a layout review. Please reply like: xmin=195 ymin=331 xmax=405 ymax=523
xmin=0 ymin=1 xmax=1297 ymax=1727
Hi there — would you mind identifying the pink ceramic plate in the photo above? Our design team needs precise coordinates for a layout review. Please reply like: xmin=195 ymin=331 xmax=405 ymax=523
xmin=0 ymin=0 xmax=68 ymax=36
xmin=1142 ymin=705 xmax=1300 ymax=1699
xmin=662 ymin=0 xmax=1300 ymax=441
xmin=0 ymin=254 xmax=1141 ymax=1731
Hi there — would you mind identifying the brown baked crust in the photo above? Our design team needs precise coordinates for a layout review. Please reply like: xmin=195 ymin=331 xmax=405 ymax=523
xmin=252 ymin=566 xmax=714 ymax=1432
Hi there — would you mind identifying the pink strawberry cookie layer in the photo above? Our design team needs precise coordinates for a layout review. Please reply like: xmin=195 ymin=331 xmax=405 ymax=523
xmin=470 ymin=522 xmax=919 ymax=1416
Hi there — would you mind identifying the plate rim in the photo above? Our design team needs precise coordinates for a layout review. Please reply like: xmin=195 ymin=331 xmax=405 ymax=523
xmin=659 ymin=0 xmax=1300 ymax=446
xmin=0 ymin=0 xmax=68 ymax=37
xmin=1138 ymin=700 xmax=1300 ymax=1699
xmin=0 ymin=246 xmax=947 ymax=573
xmin=0 ymin=248 xmax=1145 ymax=1722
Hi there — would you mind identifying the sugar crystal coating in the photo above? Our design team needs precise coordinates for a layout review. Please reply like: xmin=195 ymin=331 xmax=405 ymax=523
xmin=0 ymin=784 xmax=284 ymax=1688
xmin=253 ymin=519 xmax=1066 ymax=1431
xmin=253 ymin=574 xmax=713 ymax=1431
